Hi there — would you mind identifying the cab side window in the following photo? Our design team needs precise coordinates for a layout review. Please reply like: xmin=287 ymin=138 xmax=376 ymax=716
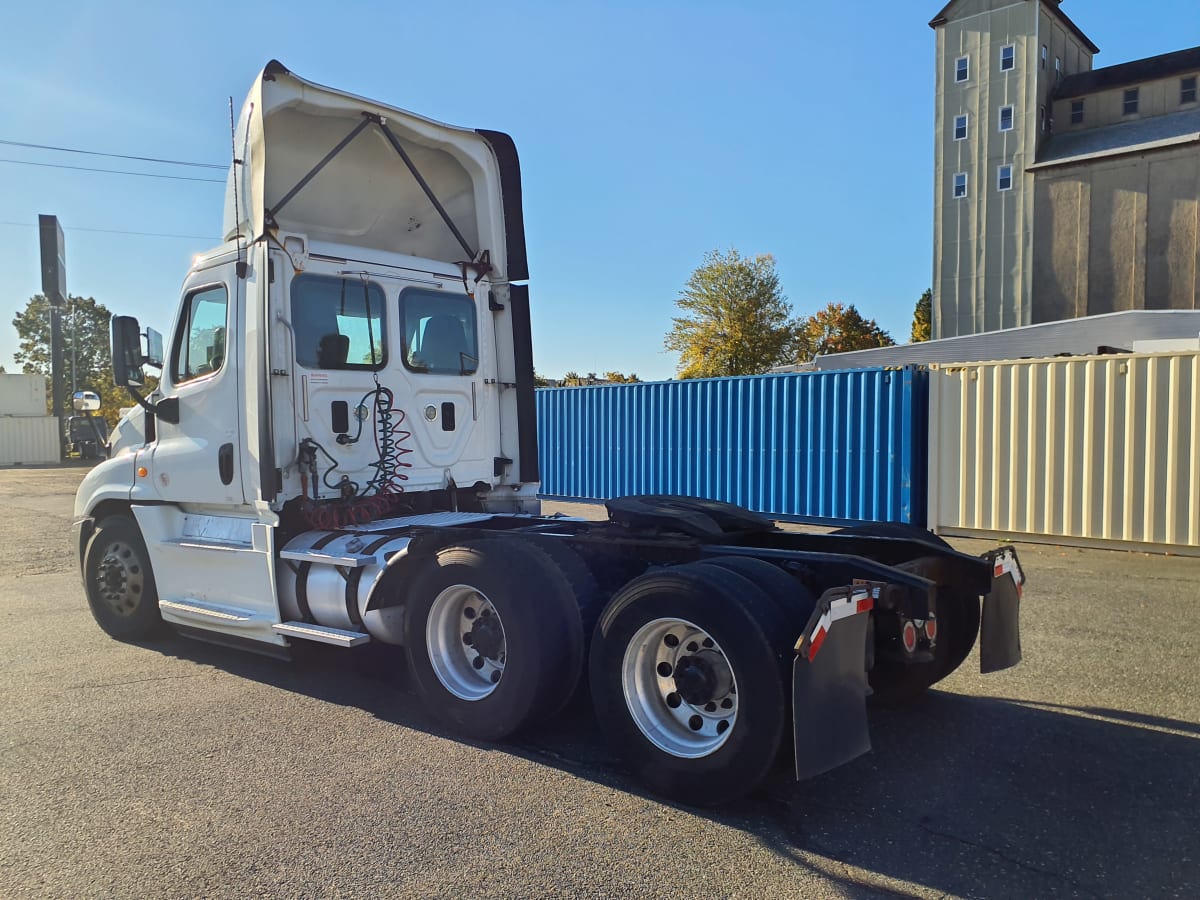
xmin=290 ymin=274 xmax=386 ymax=370
xmin=400 ymin=288 xmax=478 ymax=375
xmin=172 ymin=285 xmax=229 ymax=384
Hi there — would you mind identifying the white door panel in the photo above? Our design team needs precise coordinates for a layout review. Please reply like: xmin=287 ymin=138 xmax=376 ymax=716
xmin=146 ymin=267 xmax=246 ymax=507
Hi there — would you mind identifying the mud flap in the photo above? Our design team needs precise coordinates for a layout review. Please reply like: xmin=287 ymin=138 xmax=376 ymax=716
xmin=980 ymin=547 xmax=1025 ymax=674
xmin=792 ymin=587 xmax=875 ymax=781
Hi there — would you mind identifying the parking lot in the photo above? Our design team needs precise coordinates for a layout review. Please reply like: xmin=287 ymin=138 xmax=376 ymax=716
xmin=2 ymin=466 xmax=1197 ymax=898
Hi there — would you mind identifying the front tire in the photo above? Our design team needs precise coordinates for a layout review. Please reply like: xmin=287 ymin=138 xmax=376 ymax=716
xmin=83 ymin=515 xmax=164 ymax=641
xmin=590 ymin=563 xmax=792 ymax=805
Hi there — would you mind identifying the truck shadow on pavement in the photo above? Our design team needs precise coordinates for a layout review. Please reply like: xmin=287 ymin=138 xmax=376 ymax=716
xmin=156 ymin=636 xmax=1197 ymax=899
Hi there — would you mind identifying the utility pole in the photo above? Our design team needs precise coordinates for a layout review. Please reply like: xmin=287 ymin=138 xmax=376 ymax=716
xmin=38 ymin=215 xmax=67 ymax=460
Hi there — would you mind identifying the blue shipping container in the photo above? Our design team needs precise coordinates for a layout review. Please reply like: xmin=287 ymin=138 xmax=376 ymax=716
xmin=536 ymin=368 xmax=927 ymax=526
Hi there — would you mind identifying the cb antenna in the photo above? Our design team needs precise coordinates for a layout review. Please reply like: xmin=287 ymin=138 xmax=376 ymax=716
xmin=228 ymin=97 xmax=246 ymax=277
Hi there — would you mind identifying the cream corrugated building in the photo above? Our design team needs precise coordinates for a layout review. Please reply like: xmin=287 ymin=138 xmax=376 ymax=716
xmin=930 ymin=0 xmax=1199 ymax=339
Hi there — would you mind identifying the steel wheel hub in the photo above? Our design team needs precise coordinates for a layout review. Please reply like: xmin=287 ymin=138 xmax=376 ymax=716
xmin=426 ymin=584 xmax=507 ymax=701
xmin=621 ymin=617 xmax=739 ymax=759
xmin=96 ymin=541 xmax=144 ymax=617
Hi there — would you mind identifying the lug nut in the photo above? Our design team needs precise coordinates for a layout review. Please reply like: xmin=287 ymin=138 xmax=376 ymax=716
xmin=462 ymin=633 xmax=473 ymax=645
xmin=688 ymin=715 xmax=703 ymax=731
xmin=666 ymin=693 xmax=682 ymax=708
xmin=686 ymin=641 xmax=699 ymax=653
xmin=704 ymin=702 xmax=717 ymax=713
xmin=657 ymin=662 xmax=673 ymax=677
xmin=490 ymin=670 xmax=501 ymax=684
xmin=472 ymin=657 xmax=485 ymax=670
xmin=721 ymin=698 xmax=733 ymax=709
xmin=463 ymin=607 xmax=476 ymax=620
xmin=664 ymin=634 xmax=679 ymax=648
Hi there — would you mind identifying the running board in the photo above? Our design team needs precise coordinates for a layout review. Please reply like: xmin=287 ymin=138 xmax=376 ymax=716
xmin=272 ymin=621 xmax=371 ymax=647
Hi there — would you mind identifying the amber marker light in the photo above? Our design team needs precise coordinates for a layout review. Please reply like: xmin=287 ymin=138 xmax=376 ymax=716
xmin=137 ymin=466 xmax=148 ymax=478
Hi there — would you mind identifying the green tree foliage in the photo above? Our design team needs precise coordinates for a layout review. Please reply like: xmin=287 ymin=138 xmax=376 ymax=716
xmin=664 ymin=249 xmax=796 ymax=379
xmin=911 ymin=288 xmax=932 ymax=343
xmin=557 ymin=371 xmax=641 ymax=386
xmin=562 ymin=372 xmax=597 ymax=386
xmin=794 ymin=302 xmax=895 ymax=362
xmin=11 ymin=294 xmax=126 ymax=425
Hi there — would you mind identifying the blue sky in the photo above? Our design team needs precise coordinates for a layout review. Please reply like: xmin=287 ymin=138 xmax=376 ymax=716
xmin=1 ymin=1 xmax=1194 ymax=382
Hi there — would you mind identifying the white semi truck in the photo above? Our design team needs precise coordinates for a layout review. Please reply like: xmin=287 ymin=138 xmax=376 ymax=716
xmin=76 ymin=62 xmax=1024 ymax=805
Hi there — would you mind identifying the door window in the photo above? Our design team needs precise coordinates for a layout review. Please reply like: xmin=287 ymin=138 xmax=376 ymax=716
xmin=172 ymin=285 xmax=229 ymax=384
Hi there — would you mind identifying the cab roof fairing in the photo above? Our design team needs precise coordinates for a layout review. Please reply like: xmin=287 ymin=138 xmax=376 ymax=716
xmin=222 ymin=61 xmax=514 ymax=281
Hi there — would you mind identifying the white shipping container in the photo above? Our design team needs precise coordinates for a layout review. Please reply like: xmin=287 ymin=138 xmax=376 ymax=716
xmin=0 ymin=416 xmax=60 ymax=465
xmin=928 ymin=351 xmax=1200 ymax=556
xmin=0 ymin=374 xmax=48 ymax=417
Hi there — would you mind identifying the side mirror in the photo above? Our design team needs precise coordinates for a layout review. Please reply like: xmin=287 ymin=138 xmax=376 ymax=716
xmin=144 ymin=328 xmax=164 ymax=369
xmin=112 ymin=316 xmax=146 ymax=388
xmin=72 ymin=390 xmax=101 ymax=412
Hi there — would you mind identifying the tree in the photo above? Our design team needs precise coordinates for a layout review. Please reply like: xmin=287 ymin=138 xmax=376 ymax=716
xmin=911 ymin=289 xmax=932 ymax=343
xmin=602 ymin=371 xmax=640 ymax=383
xmin=664 ymin=249 xmax=796 ymax=379
xmin=11 ymin=294 xmax=125 ymax=424
xmin=794 ymin=303 xmax=895 ymax=362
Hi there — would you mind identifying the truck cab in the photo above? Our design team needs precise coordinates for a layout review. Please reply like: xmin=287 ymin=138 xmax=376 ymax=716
xmin=78 ymin=60 xmax=539 ymax=648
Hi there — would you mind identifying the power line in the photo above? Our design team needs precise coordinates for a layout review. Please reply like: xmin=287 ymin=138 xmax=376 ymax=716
xmin=0 ymin=138 xmax=225 ymax=170
xmin=0 ymin=221 xmax=220 ymax=241
xmin=0 ymin=158 xmax=225 ymax=183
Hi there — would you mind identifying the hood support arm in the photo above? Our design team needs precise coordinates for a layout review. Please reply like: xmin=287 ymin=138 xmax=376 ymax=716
xmin=267 ymin=114 xmax=375 ymax=224
xmin=373 ymin=116 xmax=477 ymax=261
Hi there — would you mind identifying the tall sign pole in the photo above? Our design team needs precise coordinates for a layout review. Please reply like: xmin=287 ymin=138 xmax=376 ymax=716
xmin=38 ymin=215 xmax=67 ymax=460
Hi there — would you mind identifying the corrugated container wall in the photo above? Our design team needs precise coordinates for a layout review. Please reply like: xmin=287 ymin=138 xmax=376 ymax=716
xmin=0 ymin=417 xmax=61 ymax=465
xmin=0 ymin=374 xmax=47 ymax=417
xmin=537 ymin=369 xmax=927 ymax=525
xmin=928 ymin=351 xmax=1200 ymax=554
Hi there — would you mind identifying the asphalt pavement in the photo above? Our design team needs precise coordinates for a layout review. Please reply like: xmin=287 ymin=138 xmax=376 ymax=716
xmin=1 ymin=468 xmax=1197 ymax=898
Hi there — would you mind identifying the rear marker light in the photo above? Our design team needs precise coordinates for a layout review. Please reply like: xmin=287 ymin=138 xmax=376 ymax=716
xmin=924 ymin=617 xmax=938 ymax=641
xmin=902 ymin=620 xmax=918 ymax=653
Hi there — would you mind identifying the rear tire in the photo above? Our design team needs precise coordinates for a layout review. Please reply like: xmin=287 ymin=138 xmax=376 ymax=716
xmin=404 ymin=539 xmax=582 ymax=741
xmin=529 ymin=539 xmax=604 ymax=714
xmin=83 ymin=515 xmax=164 ymax=641
xmin=590 ymin=563 xmax=792 ymax=805
xmin=703 ymin=555 xmax=816 ymax=630
xmin=834 ymin=523 xmax=980 ymax=703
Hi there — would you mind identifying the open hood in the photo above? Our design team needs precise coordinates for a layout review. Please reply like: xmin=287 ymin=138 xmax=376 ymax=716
xmin=224 ymin=60 xmax=527 ymax=280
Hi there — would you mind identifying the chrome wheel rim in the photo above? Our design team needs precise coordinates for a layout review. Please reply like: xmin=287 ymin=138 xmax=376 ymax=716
xmin=426 ymin=584 xmax=506 ymax=701
xmin=95 ymin=540 xmax=145 ymax=618
xmin=621 ymin=617 xmax=738 ymax=758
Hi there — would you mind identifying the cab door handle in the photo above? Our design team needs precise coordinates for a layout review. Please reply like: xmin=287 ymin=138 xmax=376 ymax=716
xmin=218 ymin=443 xmax=234 ymax=485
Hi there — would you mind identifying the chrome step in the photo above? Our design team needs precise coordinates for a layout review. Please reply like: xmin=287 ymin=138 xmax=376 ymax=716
xmin=279 ymin=547 xmax=376 ymax=568
xmin=164 ymin=537 xmax=255 ymax=552
xmin=160 ymin=598 xmax=257 ymax=622
xmin=272 ymin=621 xmax=371 ymax=647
